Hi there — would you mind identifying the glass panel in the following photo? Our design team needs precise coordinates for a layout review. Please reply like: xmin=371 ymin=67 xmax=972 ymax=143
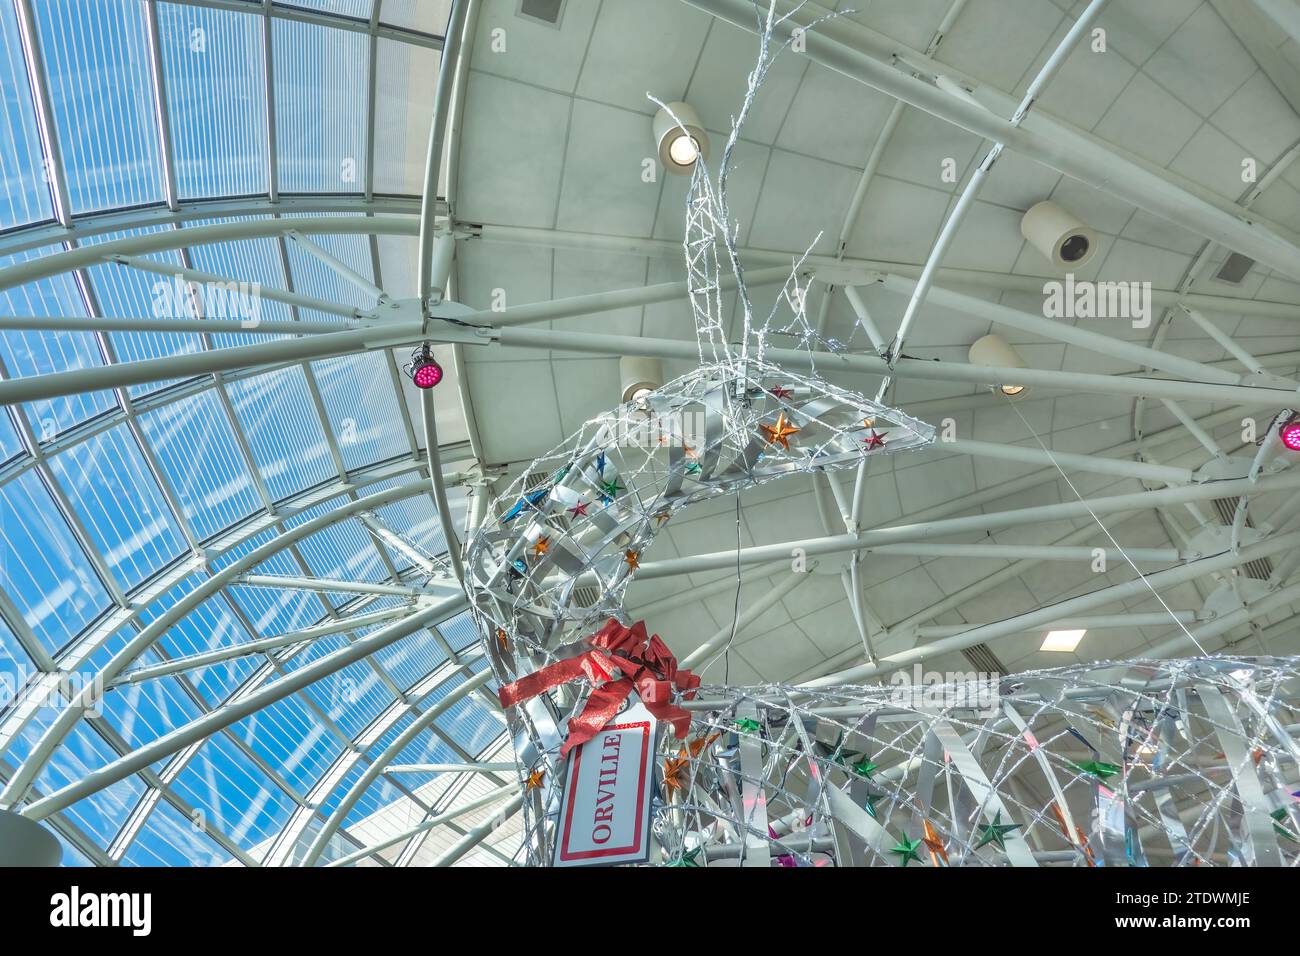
xmin=380 ymin=0 xmax=454 ymax=34
xmin=122 ymin=798 xmax=237 ymax=866
xmin=272 ymin=18 xmax=367 ymax=193
xmin=137 ymin=389 xmax=261 ymax=541
xmin=284 ymin=229 xmax=377 ymax=320
xmin=0 ymin=408 xmax=24 ymax=463
xmin=47 ymin=423 xmax=187 ymax=591
xmin=225 ymin=365 xmax=335 ymax=501
xmin=39 ymin=723 xmax=145 ymax=844
xmin=157 ymin=1 xmax=268 ymax=199
xmin=311 ymin=351 xmax=409 ymax=470
xmin=373 ymin=38 xmax=438 ymax=195
xmin=33 ymin=0 xmax=164 ymax=213
xmin=0 ymin=0 xmax=55 ymax=227
xmin=170 ymin=730 xmax=295 ymax=854
xmin=276 ymin=0 xmax=373 ymax=19
xmin=0 ymin=249 xmax=117 ymax=437
xmin=0 ymin=469 xmax=109 ymax=654
xmin=81 ymin=227 xmax=201 ymax=399
xmin=181 ymin=225 xmax=292 ymax=349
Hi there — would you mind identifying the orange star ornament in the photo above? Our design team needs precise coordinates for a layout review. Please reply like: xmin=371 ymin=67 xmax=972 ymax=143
xmin=759 ymin=411 xmax=800 ymax=450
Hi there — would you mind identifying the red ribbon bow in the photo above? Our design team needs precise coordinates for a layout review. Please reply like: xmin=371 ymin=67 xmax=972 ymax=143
xmin=498 ymin=618 xmax=700 ymax=757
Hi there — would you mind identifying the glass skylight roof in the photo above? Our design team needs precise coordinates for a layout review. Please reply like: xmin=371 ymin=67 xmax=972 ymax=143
xmin=0 ymin=0 xmax=494 ymax=868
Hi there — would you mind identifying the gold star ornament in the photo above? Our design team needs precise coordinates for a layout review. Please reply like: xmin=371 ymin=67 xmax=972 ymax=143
xmin=759 ymin=411 xmax=800 ymax=450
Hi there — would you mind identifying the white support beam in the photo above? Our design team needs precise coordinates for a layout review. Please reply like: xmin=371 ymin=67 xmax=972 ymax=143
xmin=417 ymin=0 xmax=469 ymax=314
xmin=18 ymin=594 xmax=470 ymax=822
xmin=287 ymin=230 xmax=389 ymax=304
xmin=469 ymin=223 xmax=1300 ymax=322
xmin=235 ymin=573 xmax=437 ymax=598
xmin=914 ymin=611 xmax=1199 ymax=638
xmin=142 ymin=0 xmax=179 ymax=211
xmin=683 ymin=0 xmax=1300 ymax=282
xmin=489 ymin=327 xmax=1300 ymax=407
xmin=944 ymin=437 xmax=1193 ymax=484
xmin=110 ymin=254 xmax=376 ymax=320
xmin=880 ymin=275 xmax=1250 ymax=386
xmin=633 ymin=472 xmax=1300 ymax=580
xmin=111 ymin=605 xmax=423 ymax=686
xmin=298 ymin=667 xmax=494 ymax=867
xmin=13 ymin=0 xmax=71 ymax=226
xmin=0 ymin=314 xmax=351 ymax=337
xmin=801 ymin=529 xmax=1300 ymax=688
xmin=324 ymin=784 xmax=517 ymax=868
xmin=384 ymin=763 xmax=516 ymax=775
xmin=430 ymin=794 xmax=523 ymax=867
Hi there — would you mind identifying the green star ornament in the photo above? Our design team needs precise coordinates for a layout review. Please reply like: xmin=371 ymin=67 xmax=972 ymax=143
xmin=974 ymin=811 xmax=1022 ymax=851
xmin=851 ymin=757 xmax=878 ymax=779
xmin=890 ymin=833 xmax=924 ymax=867
xmin=1072 ymin=760 xmax=1121 ymax=780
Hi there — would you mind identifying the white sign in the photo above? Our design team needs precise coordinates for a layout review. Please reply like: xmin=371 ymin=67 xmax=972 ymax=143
xmin=553 ymin=699 xmax=658 ymax=867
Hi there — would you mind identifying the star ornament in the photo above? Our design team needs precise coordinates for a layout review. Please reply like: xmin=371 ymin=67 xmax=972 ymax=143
xmin=567 ymin=500 xmax=590 ymax=518
xmin=890 ymin=833 xmax=925 ymax=867
xmin=814 ymin=731 xmax=861 ymax=768
xmin=974 ymin=811 xmax=1022 ymax=851
xmin=1072 ymin=759 xmax=1121 ymax=780
xmin=667 ymin=847 xmax=702 ymax=868
xmin=525 ymin=767 xmax=546 ymax=791
xmin=863 ymin=793 xmax=883 ymax=820
xmin=861 ymin=429 xmax=886 ymax=450
xmin=624 ymin=549 xmax=641 ymax=570
xmin=850 ymin=757 xmax=878 ymax=779
xmin=758 ymin=411 xmax=800 ymax=450
xmin=530 ymin=536 xmax=551 ymax=557
xmin=735 ymin=718 xmax=762 ymax=734
xmin=768 ymin=386 xmax=793 ymax=400
xmin=922 ymin=819 xmax=949 ymax=865
xmin=663 ymin=752 xmax=691 ymax=793
xmin=495 ymin=628 xmax=509 ymax=651
xmin=599 ymin=477 xmax=623 ymax=501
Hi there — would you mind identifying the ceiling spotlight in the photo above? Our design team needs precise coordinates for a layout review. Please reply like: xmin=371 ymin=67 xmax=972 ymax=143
xmin=653 ymin=101 xmax=709 ymax=175
xmin=1040 ymin=629 xmax=1086 ymax=653
xmin=405 ymin=344 xmax=443 ymax=390
xmin=620 ymin=355 xmax=663 ymax=407
xmin=968 ymin=334 xmax=1028 ymax=398
xmin=1280 ymin=414 xmax=1300 ymax=451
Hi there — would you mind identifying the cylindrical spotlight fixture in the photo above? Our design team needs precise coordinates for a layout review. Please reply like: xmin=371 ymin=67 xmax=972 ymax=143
xmin=404 ymin=343 xmax=444 ymax=390
xmin=620 ymin=355 xmax=663 ymax=406
xmin=1020 ymin=200 xmax=1098 ymax=270
xmin=1281 ymin=414 xmax=1300 ymax=452
xmin=968 ymin=333 xmax=1028 ymax=397
xmin=653 ymin=102 xmax=709 ymax=174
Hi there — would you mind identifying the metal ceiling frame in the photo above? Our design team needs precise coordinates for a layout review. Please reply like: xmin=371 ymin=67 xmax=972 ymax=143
xmin=0 ymin=0 xmax=1297 ymax=867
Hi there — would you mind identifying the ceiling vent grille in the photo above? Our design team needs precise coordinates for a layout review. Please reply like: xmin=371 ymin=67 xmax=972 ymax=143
xmin=1212 ymin=497 xmax=1273 ymax=580
xmin=572 ymin=585 xmax=600 ymax=609
xmin=961 ymin=643 xmax=1006 ymax=677
xmin=518 ymin=0 xmax=564 ymax=26
xmin=1214 ymin=252 xmax=1255 ymax=285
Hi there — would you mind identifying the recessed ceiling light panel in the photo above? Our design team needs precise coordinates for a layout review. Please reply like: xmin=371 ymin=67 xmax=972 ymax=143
xmin=1040 ymin=629 xmax=1086 ymax=653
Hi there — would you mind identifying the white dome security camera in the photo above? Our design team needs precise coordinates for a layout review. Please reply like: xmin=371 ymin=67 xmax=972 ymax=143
xmin=1020 ymin=200 xmax=1098 ymax=270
